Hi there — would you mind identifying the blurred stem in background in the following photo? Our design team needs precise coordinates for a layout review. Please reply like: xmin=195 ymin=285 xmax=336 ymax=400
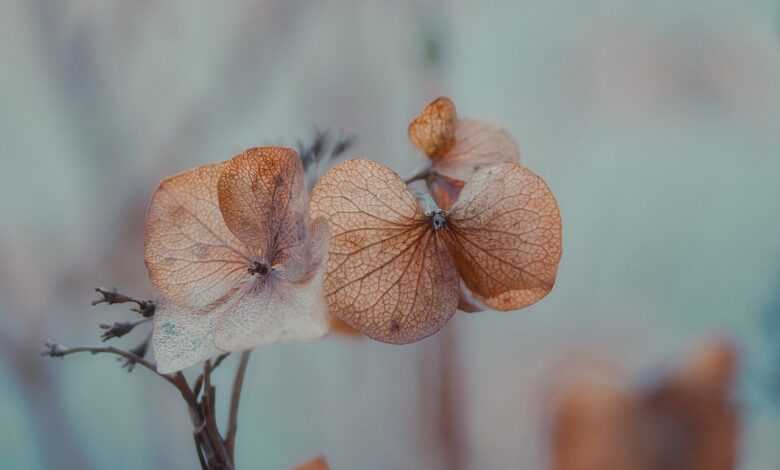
xmin=413 ymin=2 xmax=466 ymax=469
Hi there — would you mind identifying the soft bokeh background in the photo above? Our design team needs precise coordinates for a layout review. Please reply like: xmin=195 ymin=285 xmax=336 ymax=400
xmin=2 ymin=1 xmax=780 ymax=469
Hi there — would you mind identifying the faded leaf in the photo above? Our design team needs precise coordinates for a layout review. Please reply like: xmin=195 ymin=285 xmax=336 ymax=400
xmin=310 ymin=159 xmax=459 ymax=344
xmin=446 ymin=163 xmax=562 ymax=311
xmin=144 ymin=162 xmax=250 ymax=308
xmin=408 ymin=96 xmax=457 ymax=159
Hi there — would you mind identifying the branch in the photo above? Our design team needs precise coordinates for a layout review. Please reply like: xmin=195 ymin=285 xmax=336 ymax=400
xmin=99 ymin=317 xmax=152 ymax=341
xmin=41 ymin=341 xmax=175 ymax=386
xmin=92 ymin=287 xmax=156 ymax=317
xmin=194 ymin=353 xmax=231 ymax=399
xmin=403 ymin=168 xmax=430 ymax=184
xmin=225 ymin=351 xmax=251 ymax=457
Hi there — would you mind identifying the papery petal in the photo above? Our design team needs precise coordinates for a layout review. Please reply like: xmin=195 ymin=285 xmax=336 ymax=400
xmin=144 ymin=163 xmax=250 ymax=308
xmin=431 ymin=119 xmax=520 ymax=181
xmin=408 ymin=96 xmax=457 ymax=159
xmin=217 ymin=147 xmax=307 ymax=263
xmin=446 ymin=163 xmax=562 ymax=311
xmin=213 ymin=221 xmax=330 ymax=351
xmin=310 ymin=159 xmax=459 ymax=344
xmin=152 ymin=299 xmax=221 ymax=374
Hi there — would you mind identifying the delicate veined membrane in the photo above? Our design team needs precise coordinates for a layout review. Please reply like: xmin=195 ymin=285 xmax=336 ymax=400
xmin=310 ymin=159 xmax=561 ymax=344
xmin=145 ymin=147 xmax=329 ymax=373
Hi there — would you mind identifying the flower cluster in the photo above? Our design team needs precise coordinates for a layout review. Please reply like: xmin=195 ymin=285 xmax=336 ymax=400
xmin=145 ymin=97 xmax=562 ymax=371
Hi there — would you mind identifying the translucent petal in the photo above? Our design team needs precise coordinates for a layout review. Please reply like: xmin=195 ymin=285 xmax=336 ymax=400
xmin=144 ymin=162 xmax=250 ymax=308
xmin=152 ymin=299 xmax=221 ymax=374
xmin=217 ymin=147 xmax=308 ymax=263
xmin=408 ymin=96 xmax=457 ymax=158
xmin=213 ymin=220 xmax=330 ymax=351
xmin=446 ymin=163 xmax=562 ymax=311
xmin=310 ymin=159 xmax=459 ymax=344
xmin=431 ymin=118 xmax=520 ymax=181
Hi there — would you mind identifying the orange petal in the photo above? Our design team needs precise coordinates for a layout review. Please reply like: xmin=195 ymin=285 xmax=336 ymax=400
xmin=445 ymin=163 xmax=562 ymax=311
xmin=310 ymin=159 xmax=459 ymax=344
xmin=144 ymin=162 xmax=250 ymax=308
xmin=217 ymin=147 xmax=307 ymax=265
xmin=408 ymin=96 xmax=457 ymax=159
xmin=329 ymin=315 xmax=363 ymax=337
xmin=431 ymin=119 xmax=520 ymax=181
xmin=426 ymin=172 xmax=465 ymax=211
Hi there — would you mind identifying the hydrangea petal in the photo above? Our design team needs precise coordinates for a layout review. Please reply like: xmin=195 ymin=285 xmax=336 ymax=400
xmin=431 ymin=118 xmax=520 ymax=181
xmin=310 ymin=159 xmax=459 ymax=344
xmin=408 ymin=96 xmax=457 ymax=158
xmin=217 ymin=147 xmax=308 ymax=263
xmin=213 ymin=220 xmax=330 ymax=351
xmin=446 ymin=163 xmax=562 ymax=311
xmin=144 ymin=162 xmax=250 ymax=308
xmin=152 ymin=299 xmax=221 ymax=374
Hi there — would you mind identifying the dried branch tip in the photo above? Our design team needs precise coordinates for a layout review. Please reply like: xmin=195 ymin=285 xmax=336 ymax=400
xmin=41 ymin=341 xmax=66 ymax=358
xmin=99 ymin=318 xmax=151 ymax=341
xmin=92 ymin=287 xmax=156 ymax=317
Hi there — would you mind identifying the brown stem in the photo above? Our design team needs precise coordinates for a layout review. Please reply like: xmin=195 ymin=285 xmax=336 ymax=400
xmin=403 ymin=168 xmax=430 ymax=184
xmin=41 ymin=343 xmax=177 ymax=386
xmin=225 ymin=350 xmax=251 ymax=458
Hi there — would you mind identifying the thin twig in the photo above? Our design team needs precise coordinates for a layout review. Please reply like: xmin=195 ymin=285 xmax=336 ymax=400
xmin=201 ymin=360 xmax=232 ymax=468
xmin=99 ymin=317 xmax=152 ymax=341
xmin=225 ymin=350 xmax=251 ymax=458
xmin=41 ymin=342 xmax=175 ymax=386
xmin=194 ymin=353 xmax=231 ymax=399
xmin=403 ymin=168 xmax=430 ymax=184
xmin=92 ymin=287 xmax=156 ymax=317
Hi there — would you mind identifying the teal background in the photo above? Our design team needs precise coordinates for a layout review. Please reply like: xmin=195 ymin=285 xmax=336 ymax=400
xmin=1 ymin=1 xmax=779 ymax=469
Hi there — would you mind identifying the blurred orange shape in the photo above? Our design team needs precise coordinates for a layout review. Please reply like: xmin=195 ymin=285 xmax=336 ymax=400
xmin=310 ymin=159 xmax=561 ymax=344
xmin=145 ymin=147 xmax=330 ymax=373
xmin=292 ymin=456 xmax=329 ymax=470
xmin=549 ymin=339 xmax=740 ymax=470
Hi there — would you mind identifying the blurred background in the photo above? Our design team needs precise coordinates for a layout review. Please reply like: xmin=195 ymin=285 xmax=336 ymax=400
xmin=2 ymin=0 xmax=780 ymax=469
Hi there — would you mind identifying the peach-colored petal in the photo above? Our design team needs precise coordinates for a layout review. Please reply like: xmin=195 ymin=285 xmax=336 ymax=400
xmin=431 ymin=118 xmax=520 ymax=181
xmin=217 ymin=147 xmax=307 ymax=264
xmin=310 ymin=159 xmax=459 ymax=344
xmin=328 ymin=315 xmax=363 ymax=337
xmin=408 ymin=96 xmax=457 ymax=159
xmin=445 ymin=163 xmax=562 ymax=311
xmin=144 ymin=162 xmax=250 ymax=308
xmin=213 ymin=219 xmax=330 ymax=351
xmin=426 ymin=172 xmax=465 ymax=211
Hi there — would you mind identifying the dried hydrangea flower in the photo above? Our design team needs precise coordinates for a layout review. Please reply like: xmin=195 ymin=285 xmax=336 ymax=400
xmin=310 ymin=159 xmax=561 ymax=344
xmin=408 ymin=96 xmax=521 ymax=210
xmin=144 ymin=147 xmax=329 ymax=373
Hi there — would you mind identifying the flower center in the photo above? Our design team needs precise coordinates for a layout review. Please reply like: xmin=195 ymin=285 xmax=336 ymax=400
xmin=430 ymin=209 xmax=447 ymax=231
xmin=248 ymin=261 xmax=270 ymax=276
